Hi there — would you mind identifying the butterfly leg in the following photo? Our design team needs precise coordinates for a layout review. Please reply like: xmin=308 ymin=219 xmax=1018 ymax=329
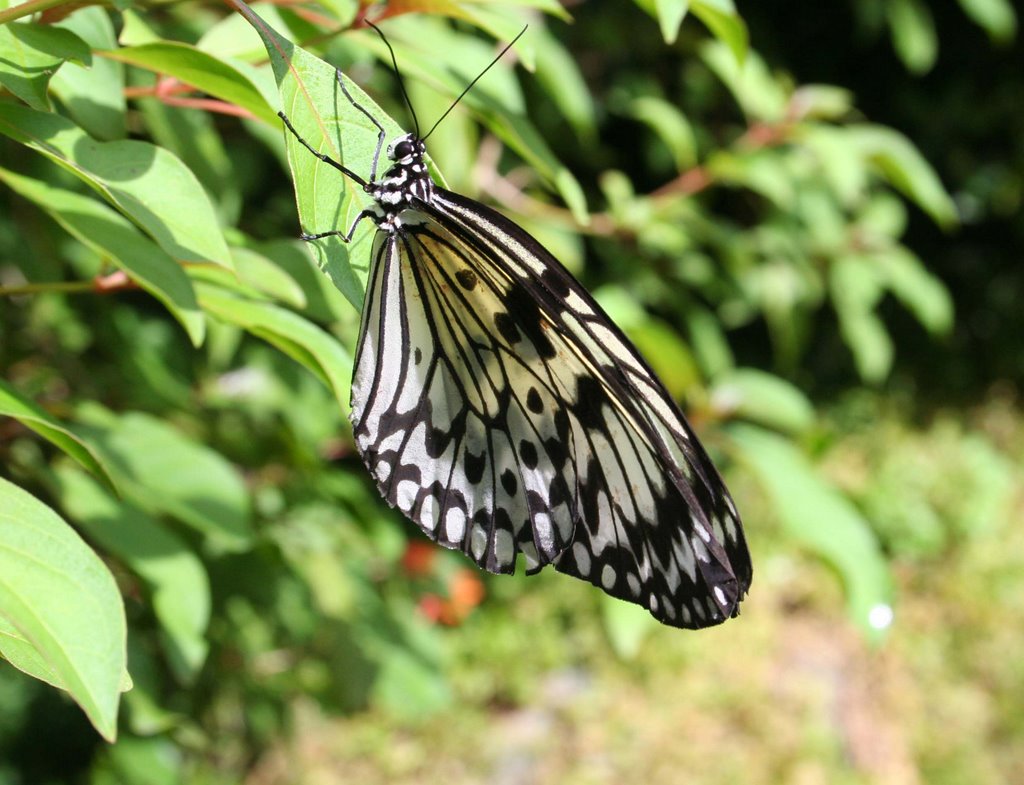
xmin=300 ymin=208 xmax=380 ymax=244
xmin=335 ymin=70 xmax=387 ymax=183
xmin=278 ymin=110 xmax=368 ymax=187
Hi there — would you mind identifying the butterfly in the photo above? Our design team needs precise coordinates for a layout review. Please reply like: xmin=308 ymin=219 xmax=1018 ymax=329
xmin=279 ymin=25 xmax=751 ymax=629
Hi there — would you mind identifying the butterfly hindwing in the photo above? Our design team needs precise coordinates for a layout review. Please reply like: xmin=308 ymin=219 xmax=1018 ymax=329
xmin=351 ymin=219 xmax=578 ymax=576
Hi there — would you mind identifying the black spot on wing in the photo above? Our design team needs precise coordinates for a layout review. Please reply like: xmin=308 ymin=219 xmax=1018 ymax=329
xmin=519 ymin=439 xmax=539 ymax=469
xmin=526 ymin=387 xmax=543 ymax=414
xmin=541 ymin=266 xmax=571 ymax=298
xmin=574 ymin=375 xmax=605 ymax=430
xmin=500 ymin=468 xmax=518 ymax=496
xmin=502 ymin=282 xmax=556 ymax=359
xmin=456 ymin=269 xmax=477 ymax=290
xmin=494 ymin=312 xmax=521 ymax=344
xmin=425 ymin=426 xmax=451 ymax=459
xmin=465 ymin=450 xmax=486 ymax=484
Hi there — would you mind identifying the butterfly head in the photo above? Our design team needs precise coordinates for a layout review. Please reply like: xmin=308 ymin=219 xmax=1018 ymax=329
xmin=387 ymin=134 xmax=426 ymax=165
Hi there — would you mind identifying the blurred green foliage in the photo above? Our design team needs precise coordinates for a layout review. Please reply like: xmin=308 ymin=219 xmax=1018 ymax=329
xmin=0 ymin=0 xmax=1021 ymax=782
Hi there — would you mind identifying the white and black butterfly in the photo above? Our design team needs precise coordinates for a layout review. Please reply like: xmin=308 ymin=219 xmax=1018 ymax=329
xmin=280 ymin=26 xmax=751 ymax=629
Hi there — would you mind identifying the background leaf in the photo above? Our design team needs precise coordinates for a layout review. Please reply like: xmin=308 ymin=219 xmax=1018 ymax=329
xmin=0 ymin=478 xmax=126 ymax=741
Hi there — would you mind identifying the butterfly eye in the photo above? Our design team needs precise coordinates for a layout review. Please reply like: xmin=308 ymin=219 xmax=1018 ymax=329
xmin=392 ymin=139 xmax=415 ymax=160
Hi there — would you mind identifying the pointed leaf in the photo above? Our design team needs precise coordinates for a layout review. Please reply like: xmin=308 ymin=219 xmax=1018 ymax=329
xmin=0 ymin=378 xmax=117 ymax=493
xmin=0 ymin=167 xmax=205 ymax=346
xmin=53 ymin=466 xmax=211 ymax=683
xmin=0 ymin=103 xmax=233 ymax=269
xmin=731 ymin=426 xmax=893 ymax=640
xmin=74 ymin=407 xmax=253 ymax=552
xmin=0 ymin=478 xmax=126 ymax=741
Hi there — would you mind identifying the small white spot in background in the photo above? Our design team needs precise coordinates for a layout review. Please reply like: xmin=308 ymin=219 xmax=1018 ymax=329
xmin=868 ymin=603 xmax=894 ymax=630
xmin=215 ymin=367 xmax=270 ymax=398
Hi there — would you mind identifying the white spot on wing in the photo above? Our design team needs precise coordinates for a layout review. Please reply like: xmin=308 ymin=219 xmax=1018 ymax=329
xmin=445 ymin=507 xmax=466 ymax=542
xmin=572 ymin=542 xmax=591 ymax=576
xmin=471 ymin=523 xmax=488 ymax=560
xmin=713 ymin=586 xmax=726 ymax=607
xmin=600 ymin=563 xmax=616 ymax=589
xmin=396 ymin=480 xmax=419 ymax=512
xmin=420 ymin=495 xmax=439 ymax=531
xmin=494 ymin=529 xmax=514 ymax=567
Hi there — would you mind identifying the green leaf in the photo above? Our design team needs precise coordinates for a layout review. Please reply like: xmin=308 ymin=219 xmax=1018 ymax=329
xmin=801 ymin=124 xmax=868 ymax=209
xmin=91 ymin=735 xmax=183 ymax=785
xmin=692 ymin=0 xmax=748 ymax=63
xmin=0 ymin=166 xmax=205 ymax=346
xmin=790 ymin=85 xmax=854 ymax=121
xmin=0 ymin=378 xmax=117 ymax=494
xmin=137 ymin=97 xmax=242 ymax=226
xmin=233 ymin=246 xmax=307 ymax=307
xmin=645 ymin=0 xmax=691 ymax=44
xmin=198 ymin=286 xmax=353 ymax=413
xmin=246 ymin=10 xmax=407 ymax=307
xmin=713 ymin=368 xmax=816 ymax=435
xmin=625 ymin=95 xmax=698 ymax=170
xmin=849 ymin=124 xmax=958 ymax=229
xmin=104 ymin=42 xmax=279 ymax=126
xmin=0 ymin=21 xmax=91 ymax=111
xmin=229 ymin=246 xmax=308 ymax=308
xmin=707 ymin=148 xmax=795 ymax=207
xmin=701 ymin=42 xmax=786 ymax=122
xmin=0 ymin=614 xmax=66 ymax=690
xmin=363 ymin=14 xmax=526 ymax=106
xmin=886 ymin=0 xmax=938 ymax=74
xmin=0 ymin=478 xmax=126 ymax=741
xmin=532 ymin=25 xmax=596 ymax=139
xmin=830 ymin=255 xmax=894 ymax=383
xmin=256 ymin=238 xmax=353 ymax=323
xmin=956 ymin=0 xmax=1017 ymax=42
xmin=601 ymin=594 xmax=658 ymax=658
xmin=48 ymin=7 xmax=126 ymax=141
xmin=74 ymin=406 xmax=253 ymax=552
xmin=52 ymin=466 xmax=211 ymax=684
xmin=730 ymin=426 xmax=893 ymax=640
xmin=0 ymin=103 xmax=233 ymax=269
xmin=880 ymin=247 xmax=954 ymax=336
xmin=685 ymin=305 xmax=735 ymax=377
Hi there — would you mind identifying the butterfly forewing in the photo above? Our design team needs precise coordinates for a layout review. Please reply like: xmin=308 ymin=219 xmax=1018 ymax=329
xmin=427 ymin=189 xmax=750 ymax=626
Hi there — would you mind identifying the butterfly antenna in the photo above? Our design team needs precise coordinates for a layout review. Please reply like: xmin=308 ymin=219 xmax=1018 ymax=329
xmin=365 ymin=19 xmax=420 ymax=139
xmin=422 ymin=25 xmax=528 ymax=142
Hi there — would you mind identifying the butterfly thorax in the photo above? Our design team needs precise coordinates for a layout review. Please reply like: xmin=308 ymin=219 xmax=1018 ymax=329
xmin=368 ymin=133 xmax=433 ymax=232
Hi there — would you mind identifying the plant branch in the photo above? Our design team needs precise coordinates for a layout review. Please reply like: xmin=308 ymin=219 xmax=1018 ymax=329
xmin=0 ymin=271 xmax=138 ymax=297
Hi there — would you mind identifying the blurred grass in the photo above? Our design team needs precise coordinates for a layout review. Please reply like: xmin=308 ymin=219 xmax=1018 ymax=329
xmin=238 ymin=395 xmax=1023 ymax=785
